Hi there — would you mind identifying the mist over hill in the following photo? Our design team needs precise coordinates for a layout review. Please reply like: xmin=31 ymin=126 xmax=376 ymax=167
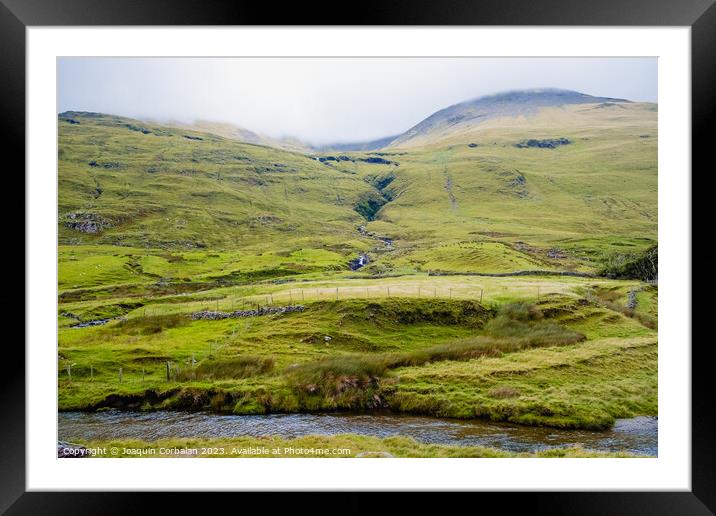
xmin=58 ymin=87 xmax=657 ymax=276
xmin=141 ymin=89 xmax=642 ymax=153
xmin=387 ymin=89 xmax=632 ymax=148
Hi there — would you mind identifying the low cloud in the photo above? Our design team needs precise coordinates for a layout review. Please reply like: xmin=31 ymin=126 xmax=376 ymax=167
xmin=58 ymin=57 xmax=657 ymax=145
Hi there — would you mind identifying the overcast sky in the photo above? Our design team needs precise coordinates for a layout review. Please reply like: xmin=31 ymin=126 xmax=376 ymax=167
xmin=58 ymin=57 xmax=657 ymax=144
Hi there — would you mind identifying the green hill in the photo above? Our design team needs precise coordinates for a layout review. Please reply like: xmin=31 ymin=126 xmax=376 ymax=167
xmin=58 ymin=90 xmax=656 ymax=289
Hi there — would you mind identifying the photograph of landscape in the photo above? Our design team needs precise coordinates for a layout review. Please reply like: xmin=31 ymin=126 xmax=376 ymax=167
xmin=57 ymin=57 xmax=658 ymax=459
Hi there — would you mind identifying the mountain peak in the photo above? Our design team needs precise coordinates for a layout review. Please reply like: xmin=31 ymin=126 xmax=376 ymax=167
xmin=389 ymin=89 xmax=631 ymax=148
xmin=472 ymin=88 xmax=628 ymax=104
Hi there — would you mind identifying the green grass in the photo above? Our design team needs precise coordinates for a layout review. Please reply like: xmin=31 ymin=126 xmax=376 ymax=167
xmin=57 ymin=107 xmax=658 ymax=439
xmin=59 ymin=245 xmax=349 ymax=292
xmin=58 ymin=293 xmax=656 ymax=429
xmin=388 ymin=336 xmax=656 ymax=429
xmin=76 ymin=434 xmax=645 ymax=458
xmin=393 ymin=241 xmax=553 ymax=273
xmin=178 ymin=356 xmax=275 ymax=381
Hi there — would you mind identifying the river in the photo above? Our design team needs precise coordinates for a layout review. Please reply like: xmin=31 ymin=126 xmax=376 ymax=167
xmin=58 ymin=411 xmax=657 ymax=456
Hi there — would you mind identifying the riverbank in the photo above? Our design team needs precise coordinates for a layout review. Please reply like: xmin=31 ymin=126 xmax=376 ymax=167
xmin=58 ymin=332 xmax=657 ymax=431
xmin=64 ymin=434 xmax=647 ymax=458
xmin=59 ymin=289 xmax=658 ymax=431
xmin=59 ymin=410 xmax=658 ymax=456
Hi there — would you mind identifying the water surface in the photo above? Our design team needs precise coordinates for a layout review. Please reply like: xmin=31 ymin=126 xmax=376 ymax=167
xmin=58 ymin=411 xmax=657 ymax=456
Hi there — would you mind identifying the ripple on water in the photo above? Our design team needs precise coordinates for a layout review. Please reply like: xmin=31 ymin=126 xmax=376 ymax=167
xmin=58 ymin=411 xmax=657 ymax=456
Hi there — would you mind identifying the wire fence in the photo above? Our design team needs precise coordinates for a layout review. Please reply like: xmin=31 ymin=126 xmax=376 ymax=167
xmin=61 ymin=284 xmax=552 ymax=385
xmin=223 ymin=285 xmax=492 ymax=309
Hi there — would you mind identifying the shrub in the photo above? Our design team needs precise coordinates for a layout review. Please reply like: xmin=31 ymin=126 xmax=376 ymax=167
xmin=600 ymin=245 xmax=658 ymax=281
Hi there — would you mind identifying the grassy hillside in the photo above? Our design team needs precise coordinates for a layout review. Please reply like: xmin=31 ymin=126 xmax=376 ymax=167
xmin=319 ymin=102 xmax=657 ymax=273
xmin=59 ymin=112 xmax=374 ymax=251
xmin=154 ymin=119 xmax=312 ymax=153
xmin=59 ymin=99 xmax=656 ymax=287
xmin=57 ymin=92 xmax=658 ymax=442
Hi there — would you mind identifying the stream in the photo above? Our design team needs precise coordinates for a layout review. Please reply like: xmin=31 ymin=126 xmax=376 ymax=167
xmin=58 ymin=411 xmax=657 ymax=456
xmin=349 ymin=226 xmax=395 ymax=271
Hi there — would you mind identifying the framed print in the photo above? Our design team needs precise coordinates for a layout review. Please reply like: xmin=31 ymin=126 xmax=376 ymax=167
xmin=6 ymin=0 xmax=714 ymax=512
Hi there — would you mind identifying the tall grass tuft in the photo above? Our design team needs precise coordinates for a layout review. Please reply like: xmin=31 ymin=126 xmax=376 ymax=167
xmin=112 ymin=313 xmax=187 ymax=335
xmin=484 ymin=302 xmax=586 ymax=346
xmin=177 ymin=356 xmax=275 ymax=381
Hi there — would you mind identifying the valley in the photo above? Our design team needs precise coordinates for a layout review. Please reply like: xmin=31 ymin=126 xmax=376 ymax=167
xmin=57 ymin=89 xmax=658 ymax=457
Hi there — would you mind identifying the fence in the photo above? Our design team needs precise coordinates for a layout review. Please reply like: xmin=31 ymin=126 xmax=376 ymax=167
xmin=61 ymin=283 xmax=553 ymax=385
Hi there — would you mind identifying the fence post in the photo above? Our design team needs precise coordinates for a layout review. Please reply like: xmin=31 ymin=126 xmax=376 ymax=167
xmin=119 ymin=367 xmax=123 ymax=384
xmin=90 ymin=364 xmax=93 ymax=381
xmin=301 ymin=289 xmax=305 ymax=301
xmin=387 ymin=287 xmax=390 ymax=297
xmin=537 ymin=287 xmax=540 ymax=301
xmin=166 ymin=361 xmax=170 ymax=381
xmin=66 ymin=364 xmax=71 ymax=382
xmin=335 ymin=287 xmax=339 ymax=300
xmin=142 ymin=368 xmax=145 ymax=382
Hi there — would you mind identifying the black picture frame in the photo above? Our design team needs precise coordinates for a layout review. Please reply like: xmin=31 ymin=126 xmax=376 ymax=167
xmin=5 ymin=0 xmax=713 ymax=512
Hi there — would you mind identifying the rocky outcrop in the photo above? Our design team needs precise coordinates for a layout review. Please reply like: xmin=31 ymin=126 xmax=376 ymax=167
xmin=88 ymin=160 xmax=122 ymax=168
xmin=313 ymin=155 xmax=399 ymax=166
xmin=63 ymin=212 xmax=112 ymax=234
xmin=547 ymin=248 xmax=567 ymax=259
xmin=515 ymin=138 xmax=571 ymax=149
xmin=125 ymin=123 xmax=152 ymax=134
xmin=360 ymin=157 xmax=396 ymax=165
xmin=71 ymin=318 xmax=111 ymax=329
xmin=508 ymin=172 xmax=527 ymax=197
